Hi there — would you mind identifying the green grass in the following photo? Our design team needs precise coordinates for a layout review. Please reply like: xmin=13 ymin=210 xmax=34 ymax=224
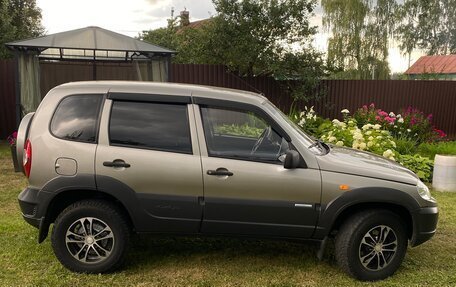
xmin=1 ymin=142 xmax=456 ymax=286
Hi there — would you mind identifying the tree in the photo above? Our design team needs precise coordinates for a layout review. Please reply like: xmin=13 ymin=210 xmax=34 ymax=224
xmin=322 ymin=0 xmax=396 ymax=79
xmin=395 ymin=0 xmax=456 ymax=57
xmin=0 ymin=0 xmax=44 ymax=58
xmin=141 ymin=0 xmax=327 ymax=104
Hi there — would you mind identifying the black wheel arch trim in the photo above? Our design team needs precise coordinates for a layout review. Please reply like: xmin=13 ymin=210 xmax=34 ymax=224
xmin=36 ymin=174 xmax=145 ymax=242
xmin=313 ymin=187 xmax=422 ymax=240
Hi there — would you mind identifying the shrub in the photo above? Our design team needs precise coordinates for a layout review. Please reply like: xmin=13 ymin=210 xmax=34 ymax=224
xmin=352 ymin=104 xmax=446 ymax=144
xmin=319 ymin=117 xmax=398 ymax=160
xmin=294 ymin=106 xmax=331 ymax=138
xmin=214 ymin=124 xmax=263 ymax=138
xmin=397 ymin=154 xmax=434 ymax=182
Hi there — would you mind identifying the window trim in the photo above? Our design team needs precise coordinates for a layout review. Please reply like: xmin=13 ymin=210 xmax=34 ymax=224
xmin=108 ymin=92 xmax=191 ymax=104
xmin=49 ymin=94 xmax=105 ymax=144
xmin=198 ymin=103 xmax=290 ymax=165
xmin=107 ymin=100 xmax=194 ymax=155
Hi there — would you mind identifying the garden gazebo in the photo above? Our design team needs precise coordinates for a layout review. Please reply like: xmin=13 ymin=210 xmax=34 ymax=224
xmin=6 ymin=26 xmax=175 ymax=125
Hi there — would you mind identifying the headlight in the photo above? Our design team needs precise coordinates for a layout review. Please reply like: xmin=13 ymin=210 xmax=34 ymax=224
xmin=417 ymin=181 xmax=432 ymax=201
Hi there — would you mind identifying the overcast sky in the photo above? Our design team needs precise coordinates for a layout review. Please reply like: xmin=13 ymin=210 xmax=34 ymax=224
xmin=36 ymin=0 xmax=423 ymax=73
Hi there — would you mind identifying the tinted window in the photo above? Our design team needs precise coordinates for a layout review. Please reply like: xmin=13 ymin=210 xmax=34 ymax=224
xmin=50 ymin=94 xmax=103 ymax=143
xmin=201 ymin=106 xmax=289 ymax=162
xmin=110 ymin=101 xmax=192 ymax=153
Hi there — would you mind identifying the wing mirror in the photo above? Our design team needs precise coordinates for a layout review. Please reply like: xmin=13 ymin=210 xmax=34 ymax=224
xmin=283 ymin=150 xmax=300 ymax=169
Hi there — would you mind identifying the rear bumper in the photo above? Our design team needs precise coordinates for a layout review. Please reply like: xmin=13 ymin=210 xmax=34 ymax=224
xmin=18 ymin=187 xmax=42 ymax=228
xmin=411 ymin=206 xmax=438 ymax=247
xmin=18 ymin=187 xmax=53 ymax=242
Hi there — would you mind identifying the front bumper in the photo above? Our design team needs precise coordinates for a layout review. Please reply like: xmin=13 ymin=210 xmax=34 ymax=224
xmin=410 ymin=206 xmax=438 ymax=247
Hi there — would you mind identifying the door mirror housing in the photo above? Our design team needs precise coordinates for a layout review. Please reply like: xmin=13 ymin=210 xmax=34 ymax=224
xmin=284 ymin=150 xmax=300 ymax=169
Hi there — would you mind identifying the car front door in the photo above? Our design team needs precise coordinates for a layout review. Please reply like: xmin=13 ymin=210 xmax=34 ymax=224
xmin=194 ymin=99 xmax=321 ymax=238
xmin=95 ymin=94 xmax=203 ymax=233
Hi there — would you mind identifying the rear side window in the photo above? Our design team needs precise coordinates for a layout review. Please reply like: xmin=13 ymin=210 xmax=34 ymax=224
xmin=50 ymin=94 xmax=103 ymax=143
xmin=109 ymin=101 xmax=192 ymax=154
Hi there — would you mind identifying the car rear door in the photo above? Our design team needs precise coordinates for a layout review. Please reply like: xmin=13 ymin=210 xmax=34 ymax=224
xmin=95 ymin=93 xmax=204 ymax=233
xmin=193 ymin=98 xmax=321 ymax=238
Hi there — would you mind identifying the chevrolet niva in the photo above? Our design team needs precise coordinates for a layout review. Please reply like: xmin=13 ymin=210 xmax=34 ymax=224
xmin=16 ymin=81 xmax=438 ymax=281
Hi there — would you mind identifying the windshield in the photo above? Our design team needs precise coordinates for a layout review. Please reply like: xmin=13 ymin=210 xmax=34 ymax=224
xmin=263 ymin=100 xmax=327 ymax=155
xmin=264 ymin=101 xmax=314 ymax=142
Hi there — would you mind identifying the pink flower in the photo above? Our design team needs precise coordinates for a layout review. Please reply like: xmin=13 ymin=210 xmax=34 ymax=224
xmin=384 ymin=116 xmax=396 ymax=124
xmin=375 ymin=116 xmax=381 ymax=121
xmin=378 ymin=111 xmax=388 ymax=117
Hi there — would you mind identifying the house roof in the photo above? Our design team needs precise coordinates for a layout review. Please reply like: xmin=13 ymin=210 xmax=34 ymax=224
xmin=6 ymin=26 xmax=175 ymax=60
xmin=405 ymin=55 xmax=456 ymax=74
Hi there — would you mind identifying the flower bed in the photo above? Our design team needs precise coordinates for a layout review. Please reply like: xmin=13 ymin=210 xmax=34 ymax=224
xmin=294 ymin=104 xmax=452 ymax=182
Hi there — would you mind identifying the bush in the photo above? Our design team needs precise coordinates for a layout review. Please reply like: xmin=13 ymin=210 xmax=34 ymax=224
xmin=397 ymin=154 xmax=434 ymax=182
xmin=352 ymin=104 xmax=446 ymax=144
xmin=293 ymin=106 xmax=331 ymax=138
xmin=214 ymin=124 xmax=263 ymax=138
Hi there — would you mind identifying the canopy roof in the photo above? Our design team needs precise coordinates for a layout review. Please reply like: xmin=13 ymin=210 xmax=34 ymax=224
xmin=6 ymin=26 xmax=175 ymax=61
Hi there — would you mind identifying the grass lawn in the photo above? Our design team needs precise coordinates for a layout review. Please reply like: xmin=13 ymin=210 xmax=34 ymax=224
xmin=0 ymin=143 xmax=455 ymax=287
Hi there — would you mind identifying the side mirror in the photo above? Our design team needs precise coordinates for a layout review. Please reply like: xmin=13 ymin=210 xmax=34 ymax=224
xmin=284 ymin=150 xmax=300 ymax=169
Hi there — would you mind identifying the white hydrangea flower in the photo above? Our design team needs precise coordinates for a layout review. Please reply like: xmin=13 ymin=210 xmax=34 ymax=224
xmin=332 ymin=119 xmax=341 ymax=125
xmin=336 ymin=141 xmax=344 ymax=146
xmin=368 ymin=136 xmax=374 ymax=141
xmin=407 ymin=129 xmax=411 ymax=132
xmin=383 ymin=149 xmax=393 ymax=158
xmin=389 ymin=112 xmax=395 ymax=117
xmin=365 ymin=131 xmax=372 ymax=135
xmin=352 ymin=142 xmax=359 ymax=149
xmin=362 ymin=124 xmax=371 ymax=130
xmin=359 ymin=142 xmax=367 ymax=150
xmin=398 ymin=118 xmax=404 ymax=123
xmin=373 ymin=124 xmax=381 ymax=130
xmin=341 ymin=109 xmax=350 ymax=114
xmin=328 ymin=136 xmax=337 ymax=143
xmin=367 ymin=141 xmax=374 ymax=147
xmin=377 ymin=136 xmax=382 ymax=139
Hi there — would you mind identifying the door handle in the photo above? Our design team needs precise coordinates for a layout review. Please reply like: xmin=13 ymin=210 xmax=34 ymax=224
xmin=207 ymin=168 xmax=233 ymax=176
xmin=103 ymin=160 xmax=131 ymax=168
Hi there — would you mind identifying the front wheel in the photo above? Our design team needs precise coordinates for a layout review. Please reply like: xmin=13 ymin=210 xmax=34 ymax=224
xmin=335 ymin=209 xmax=408 ymax=281
xmin=51 ymin=200 xmax=130 ymax=273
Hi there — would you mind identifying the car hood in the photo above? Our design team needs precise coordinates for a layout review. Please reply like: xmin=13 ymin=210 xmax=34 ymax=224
xmin=316 ymin=146 xmax=419 ymax=185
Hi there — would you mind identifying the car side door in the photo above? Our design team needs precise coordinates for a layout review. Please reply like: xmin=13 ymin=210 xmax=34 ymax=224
xmin=95 ymin=93 xmax=204 ymax=233
xmin=194 ymin=98 xmax=321 ymax=238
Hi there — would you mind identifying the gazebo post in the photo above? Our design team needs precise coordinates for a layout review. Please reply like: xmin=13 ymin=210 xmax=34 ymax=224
xmin=92 ymin=50 xmax=96 ymax=80
xmin=14 ymin=51 xmax=21 ymax=127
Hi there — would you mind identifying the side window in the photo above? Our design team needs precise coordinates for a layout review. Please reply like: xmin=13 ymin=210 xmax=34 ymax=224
xmin=201 ymin=106 xmax=289 ymax=162
xmin=50 ymin=94 xmax=103 ymax=143
xmin=109 ymin=101 xmax=192 ymax=154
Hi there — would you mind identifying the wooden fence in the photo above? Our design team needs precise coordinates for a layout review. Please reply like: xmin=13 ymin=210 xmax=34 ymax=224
xmin=1 ymin=61 xmax=456 ymax=139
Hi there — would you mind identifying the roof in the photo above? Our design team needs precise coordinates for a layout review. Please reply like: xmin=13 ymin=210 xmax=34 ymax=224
xmin=6 ymin=26 xmax=175 ymax=60
xmin=51 ymin=81 xmax=267 ymax=104
xmin=405 ymin=55 xmax=456 ymax=74
xmin=177 ymin=19 xmax=212 ymax=34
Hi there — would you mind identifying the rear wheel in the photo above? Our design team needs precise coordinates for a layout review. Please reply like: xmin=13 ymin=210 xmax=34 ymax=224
xmin=335 ymin=209 xmax=408 ymax=281
xmin=51 ymin=200 xmax=130 ymax=273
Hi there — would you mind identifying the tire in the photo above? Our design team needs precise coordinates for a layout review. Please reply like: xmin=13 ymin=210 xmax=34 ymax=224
xmin=335 ymin=209 xmax=408 ymax=281
xmin=51 ymin=200 xmax=130 ymax=273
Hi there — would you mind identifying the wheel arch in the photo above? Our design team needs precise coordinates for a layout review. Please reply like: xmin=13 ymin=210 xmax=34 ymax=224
xmin=314 ymin=187 xmax=420 ymax=240
xmin=40 ymin=189 xmax=135 ymax=243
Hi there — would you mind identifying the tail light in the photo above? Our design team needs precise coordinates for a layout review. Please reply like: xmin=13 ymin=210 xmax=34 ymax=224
xmin=23 ymin=139 xmax=32 ymax=178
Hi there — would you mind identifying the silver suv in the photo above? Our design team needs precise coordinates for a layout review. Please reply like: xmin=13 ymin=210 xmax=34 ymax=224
xmin=17 ymin=81 xmax=438 ymax=281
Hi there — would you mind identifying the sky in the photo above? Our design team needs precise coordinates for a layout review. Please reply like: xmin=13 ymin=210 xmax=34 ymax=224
xmin=35 ymin=0 xmax=424 ymax=74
